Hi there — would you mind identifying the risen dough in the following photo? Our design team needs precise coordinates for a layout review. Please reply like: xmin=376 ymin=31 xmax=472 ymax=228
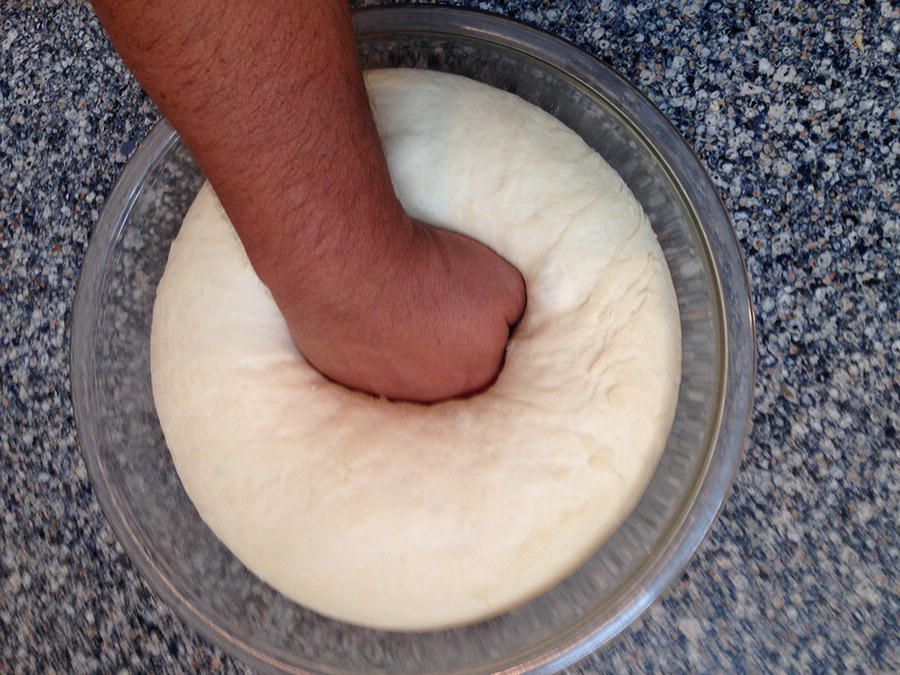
xmin=151 ymin=69 xmax=681 ymax=631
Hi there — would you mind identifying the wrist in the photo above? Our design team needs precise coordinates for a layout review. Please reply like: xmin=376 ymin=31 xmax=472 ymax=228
xmin=243 ymin=186 xmax=415 ymax=315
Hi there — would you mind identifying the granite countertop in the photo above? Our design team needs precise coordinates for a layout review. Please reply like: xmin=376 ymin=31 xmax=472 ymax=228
xmin=2 ymin=0 xmax=897 ymax=672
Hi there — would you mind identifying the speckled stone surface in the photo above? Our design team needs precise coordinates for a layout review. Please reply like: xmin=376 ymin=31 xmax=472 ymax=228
xmin=1 ymin=0 xmax=897 ymax=672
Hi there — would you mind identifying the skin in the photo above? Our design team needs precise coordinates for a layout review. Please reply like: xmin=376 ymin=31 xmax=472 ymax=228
xmin=90 ymin=0 xmax=526 ymax=402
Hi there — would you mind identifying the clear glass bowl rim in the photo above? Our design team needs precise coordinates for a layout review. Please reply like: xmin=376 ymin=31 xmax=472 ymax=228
xmin=71 ymin=6 xmax=756 ymax=673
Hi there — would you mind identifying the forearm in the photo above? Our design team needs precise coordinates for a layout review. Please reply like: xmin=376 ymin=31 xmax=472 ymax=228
xmin=91 ymin=0 xmax=405 ymax=293
xmin=92 ymin=0 xmax=526 ymax=402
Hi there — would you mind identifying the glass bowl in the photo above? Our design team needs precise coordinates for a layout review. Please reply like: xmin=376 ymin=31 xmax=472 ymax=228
xmin=71 ymin=7 xmax=754 ymax=674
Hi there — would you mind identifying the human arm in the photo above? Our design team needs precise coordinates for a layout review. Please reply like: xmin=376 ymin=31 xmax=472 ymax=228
xmin=90 ymin=0 xmax=525 ymax=402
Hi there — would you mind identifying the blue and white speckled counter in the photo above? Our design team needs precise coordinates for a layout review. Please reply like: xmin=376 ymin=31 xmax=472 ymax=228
xmin=1 ymin=1 xmax=897 ymax=672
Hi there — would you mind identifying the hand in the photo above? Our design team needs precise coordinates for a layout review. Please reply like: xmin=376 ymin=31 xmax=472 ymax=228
xmin=90 ymin=0 xmax=526 ymax=401
xmin=267 ymin=217 xmax=526 ymax=403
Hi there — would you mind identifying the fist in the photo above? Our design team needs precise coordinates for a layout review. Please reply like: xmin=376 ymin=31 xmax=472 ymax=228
xmin=271 ymin=219 xmax=526 ymax=402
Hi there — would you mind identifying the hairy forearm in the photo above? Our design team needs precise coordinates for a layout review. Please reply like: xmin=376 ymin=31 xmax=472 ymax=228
xmin=92 ymin=0 xmax=526 ymax=402
xmin=91 ymin=0 xmax=406 ymax=294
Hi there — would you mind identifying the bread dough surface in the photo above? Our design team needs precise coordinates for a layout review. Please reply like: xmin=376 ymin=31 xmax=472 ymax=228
xmin=151 ymin=69 xmax=681 ymax=631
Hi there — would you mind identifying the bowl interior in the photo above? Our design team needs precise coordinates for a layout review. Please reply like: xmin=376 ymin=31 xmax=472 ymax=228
xmin=72 ymin=11 xmax=739 ymax=674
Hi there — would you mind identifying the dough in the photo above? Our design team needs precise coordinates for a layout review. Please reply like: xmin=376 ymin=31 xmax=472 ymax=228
xmin=151 ymin=69 xmax=681 ymax=631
